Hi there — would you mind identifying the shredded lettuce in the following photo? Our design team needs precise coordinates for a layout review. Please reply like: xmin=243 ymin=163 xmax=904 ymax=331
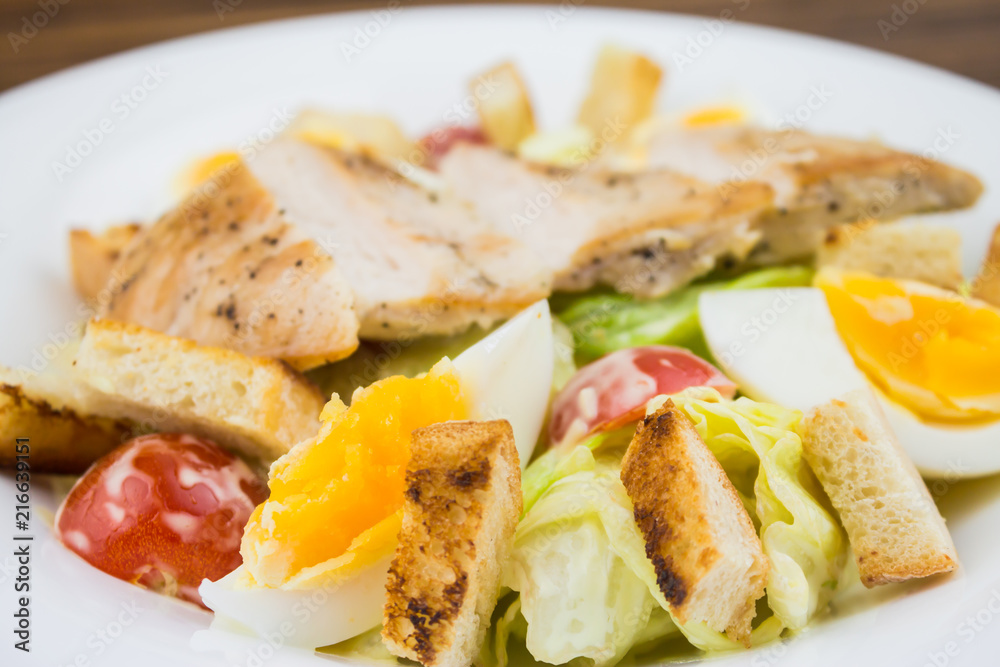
xmin=480 ymin=594 xmax=528 ymax=667
xmin=557 ymin=266 xmax=814 ymax=363
xmin=319 ymin=626 xmax=398 ymax=664
xmin=492 ymin=388 xmax=845 ymax=666
xmin=656 ymin=387 xmax=847 ymax=630
xmin=504 ymin=444 xmax=679 ymax=667
xmin=551 ymin=318 xmax=578 ymax=393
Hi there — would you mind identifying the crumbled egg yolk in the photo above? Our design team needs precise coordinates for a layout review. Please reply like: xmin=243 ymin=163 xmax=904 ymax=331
xmin=175 ymin=151 xmax=240 ymax=194
xmin=817 ymin=270 xmax=1000 ymax=422
xmin=682 ymin=106 xmax=745 ymax=127
xmin=288 ymin=110 xmax=416 ymax=161
xmin=517 ymin=125 xmax=595 ymax=167
xmin=241 ymin=360 xmax=467 ymax=588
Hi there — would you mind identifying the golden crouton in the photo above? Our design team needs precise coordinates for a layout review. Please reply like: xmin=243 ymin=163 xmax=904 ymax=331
xmin=621 ymin=401 xmax=767 ymax=646
xmin=74 ymin=318 xmax=324 ymax=465
xmin=0 ymin=383 xmax=134 ymax=474
xmin=383 ymin=420 xmax=521 ymax=667
xmin=817 ymin=221 xmax=963 ymax=290
xmin=972 ymin=222 xmax=1000 ymax=308
xmin=473 ymin=62 xmax=536 ymax=152
xmin=577 ymin=44 xmax=662 ymax=140
xmin=802 ymin=388 xmax=958 ymax=587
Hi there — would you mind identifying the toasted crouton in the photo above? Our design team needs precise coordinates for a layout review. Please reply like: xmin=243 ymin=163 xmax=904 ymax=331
xmin=577 ymin=44 xmax=662 ymax=139
xmin=0 ymin=383 xmax=134 ymax=474
xmin=816 ymin=221 xmax=963 ymax=290
xmin=73 ymin=318 xmax=323 ymax=464
xmin=801 ymin=388 xmax=958 ymax=587
xmin=69 ymin=224 xmax=142 ymax=304
xmin=383 ymin=420 xmax=521 ymax=667
xmin=972 ymin=222 xmax=1000 ymax=307
xmin=473 ymin=62 xmax=536 ymax=152
xmin=0 ymin=342 xmax=140 ymax=473
xmin=620 ymin=401 xmax=767 ymax=646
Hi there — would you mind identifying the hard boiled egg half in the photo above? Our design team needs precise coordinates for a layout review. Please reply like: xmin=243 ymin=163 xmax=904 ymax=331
xmin=198 ymin=300 xmax=553 ymax=650
xmin=699 ymin=274 xmax=1000 ymax=478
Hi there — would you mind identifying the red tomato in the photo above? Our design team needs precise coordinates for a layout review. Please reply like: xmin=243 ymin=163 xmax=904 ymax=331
xmin=548 ymin=346 xmax=737 ymax=445
xmin=55 ymin=433 xmax=267 ymax=608
xmin=420 ymin=125 xmax=487 ymax=166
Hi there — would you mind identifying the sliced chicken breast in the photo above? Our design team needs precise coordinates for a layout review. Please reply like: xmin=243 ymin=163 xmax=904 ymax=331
xmin=438 ymin=143 xmax=774 ymax=298
xmin=247 ymin=139 xmax=551 ymax=339
xmin=643 ymin=125 xmax=983 ymax=264
xmin=100 ymin=162 xmax=360 ymax=370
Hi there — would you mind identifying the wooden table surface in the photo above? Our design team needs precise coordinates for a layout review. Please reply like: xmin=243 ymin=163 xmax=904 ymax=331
xmin=1 ymin=0 xmax=999 ymax=93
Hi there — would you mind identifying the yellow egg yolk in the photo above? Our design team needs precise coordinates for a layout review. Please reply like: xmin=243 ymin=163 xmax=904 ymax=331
xmin=817 ymin=270 xmax=1000 ymax=422
xmin=175 ymin=151 xmax=240 ymax=195
xmin=241 ymin=361 xmax=467 ymax=588
xmin=683 ymin=106 xmax=745 ymax=127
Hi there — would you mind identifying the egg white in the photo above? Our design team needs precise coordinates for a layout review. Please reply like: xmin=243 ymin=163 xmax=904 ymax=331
xmin=453 ymin=298 xmax=554 ymax=469
xmin=199 ymin=556 xmax=391 ymax=650
xmin=198 ymin=300 xmax=555 ymax=651
xmin=699 ymin=288 xmax=1000 ymax=478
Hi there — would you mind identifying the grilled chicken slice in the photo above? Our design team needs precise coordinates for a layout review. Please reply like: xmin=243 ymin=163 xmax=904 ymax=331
xmin=99 ymin=161 xmax=360 ymax=370
xmin=643 ymin=125 xmax=983 ymax=264
xmin=247 ymin=139 xmax=551 ymax=339
xmin=437 ymin=143 xmax=774 ymax=298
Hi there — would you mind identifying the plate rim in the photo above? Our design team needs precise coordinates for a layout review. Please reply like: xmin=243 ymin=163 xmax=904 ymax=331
xmin=2 ymin=3 xmax=999 ymax=110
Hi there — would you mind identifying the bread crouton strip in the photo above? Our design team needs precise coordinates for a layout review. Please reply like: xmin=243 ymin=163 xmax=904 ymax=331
xmin=620 ymin=400 xmax=768 ymax=646
xmin=74 ymin=318 xmax=324 ymax=466
xmin=382 ymin=420 xmax=521 ymax=667
xmin=816 ymin=221 xmax=963 ymax=290
xmin=802 ymin=388 xmax=958 ymax=588
xmin=0 ymin=384 xmax=135 ymax=474
xmin=972 ymin=222 xmax=1000 ymax=308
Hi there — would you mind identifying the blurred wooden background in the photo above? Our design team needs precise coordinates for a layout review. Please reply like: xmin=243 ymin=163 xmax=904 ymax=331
xmin=1 ymin=0 xmax=999 ymax=92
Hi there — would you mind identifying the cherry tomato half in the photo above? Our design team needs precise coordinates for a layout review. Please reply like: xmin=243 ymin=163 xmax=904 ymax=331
xmin=549 ymin=346 xmax=737 ymax=445
xmin=420 ymin=125 xmax=487 ymax=167
xmin=55 ymin=433 xmax=267 ymax=608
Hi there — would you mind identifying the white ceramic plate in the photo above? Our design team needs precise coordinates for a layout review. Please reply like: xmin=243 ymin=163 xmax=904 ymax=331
xmin=2 ymin=5 xmax=999 ymax=666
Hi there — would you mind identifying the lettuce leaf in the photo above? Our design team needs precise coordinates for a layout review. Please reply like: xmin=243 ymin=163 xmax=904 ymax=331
xmin=495 ymin=389 xmax=845 ymax=666
xmin=504 ymin=445 xmax=679 ymax=667
xmin=319 ymin=626 xmax=398 ymax=664
xmin=660 ymin=387 xmax=847 ymax=630
xmin=557 ymin=266 xmax=814 ymax=363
